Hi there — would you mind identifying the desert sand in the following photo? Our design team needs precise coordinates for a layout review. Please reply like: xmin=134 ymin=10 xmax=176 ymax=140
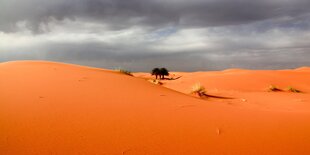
xmin=1 ymin=61 xmax=310 ymax=155
xmin=136 ymin=68 xmax=310 ymax=112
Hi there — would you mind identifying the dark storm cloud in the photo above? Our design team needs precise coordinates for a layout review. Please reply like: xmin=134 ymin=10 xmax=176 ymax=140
xmin=1 ymin=0 xmax=310 ymax=32
xmin=1 ymin=0 xmax=310 ymax=71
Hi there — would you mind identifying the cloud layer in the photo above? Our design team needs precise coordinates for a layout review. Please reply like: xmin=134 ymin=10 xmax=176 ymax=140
xmin=1 ymin=0 xmax=310 ymax=71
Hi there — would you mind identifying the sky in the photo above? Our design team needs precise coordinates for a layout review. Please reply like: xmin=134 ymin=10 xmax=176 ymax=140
xmin=1 ymin=0 xmax=310 ymax=71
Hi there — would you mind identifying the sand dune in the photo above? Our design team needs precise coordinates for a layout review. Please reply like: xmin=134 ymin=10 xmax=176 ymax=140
xmin=1 ymin=61 xmax=310 ymax=155
xmin=136 ymin=68 xmax=310 ymax=112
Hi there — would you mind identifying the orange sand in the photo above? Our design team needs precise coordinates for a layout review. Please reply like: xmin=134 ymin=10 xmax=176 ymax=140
xmin=136 ymin=69 xmax=310 ymax=112
xmin=1 ymin=61 xmax=310 ymax=155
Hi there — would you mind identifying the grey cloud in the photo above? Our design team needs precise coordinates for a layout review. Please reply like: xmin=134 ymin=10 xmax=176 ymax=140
xmin=1 ymin=0 xmax=310 ymax=71
xmin=2 ymin=0 xmax=310 ymax=32
xmin=1 ymin=42 xmax=309 ymax=71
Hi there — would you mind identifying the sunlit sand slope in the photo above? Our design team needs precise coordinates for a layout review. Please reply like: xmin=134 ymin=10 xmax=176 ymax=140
xmin=1 ymin=61 xmax=310 ymax=155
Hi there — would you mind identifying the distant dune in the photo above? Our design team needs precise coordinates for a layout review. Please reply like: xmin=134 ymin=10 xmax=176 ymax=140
xmin=1 ymin=61 xmax=310 ymax=155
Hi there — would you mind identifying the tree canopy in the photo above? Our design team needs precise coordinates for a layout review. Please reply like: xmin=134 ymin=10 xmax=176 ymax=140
xmin=151 ymin=67 xmax=169 ymax=79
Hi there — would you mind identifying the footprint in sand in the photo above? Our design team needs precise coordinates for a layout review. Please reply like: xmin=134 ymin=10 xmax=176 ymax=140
xmin=216 ymin=128 xmax=222 ymax=135
xmin=78 ymin=77 xmax=88 ymax=82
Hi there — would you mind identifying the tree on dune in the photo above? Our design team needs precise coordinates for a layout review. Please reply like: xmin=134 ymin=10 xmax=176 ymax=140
xmin=160 ymin=68 xmax=169 ymax=79
xmin=151 ymin=68 xmax=161 ymax=79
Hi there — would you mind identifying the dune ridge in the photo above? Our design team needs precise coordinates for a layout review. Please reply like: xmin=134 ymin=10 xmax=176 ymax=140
xmin=1 ymin=61 xmax=310 ymax=155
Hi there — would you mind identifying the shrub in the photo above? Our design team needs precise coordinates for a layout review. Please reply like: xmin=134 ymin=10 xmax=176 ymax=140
xmin=148 ymin=79 xmax=163 ymax=85
xmin=117 ymin=69 xmax=133 ymax=76
xmin=268 ymin=85 xmax=282 ymax=92
xmin=191 ymin=83 xmax=207 ymax=97
xmin=287 ymin=86 xmax=301 ymax=93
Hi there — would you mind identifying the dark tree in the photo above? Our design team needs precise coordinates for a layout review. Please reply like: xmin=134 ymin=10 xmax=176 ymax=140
xmin=151 ymin=68 xmax=161 ymax=79
xmin=160 ymin=68 xmax=169 ymax=79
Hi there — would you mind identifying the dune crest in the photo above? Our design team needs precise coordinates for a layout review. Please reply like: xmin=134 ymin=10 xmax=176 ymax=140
xmin=295 ymin=66 xmax=310 ymax=71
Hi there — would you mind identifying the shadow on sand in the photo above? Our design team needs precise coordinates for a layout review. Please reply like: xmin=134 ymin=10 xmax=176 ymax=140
xmin=199 ymin=94 xmax=234 ymax=99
